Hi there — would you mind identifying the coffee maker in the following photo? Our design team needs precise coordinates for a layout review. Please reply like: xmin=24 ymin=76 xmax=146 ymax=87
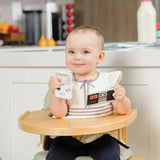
xmin=23 ymin=5 xmax=42 ymax=45
xmin=42 ymin=2 xmax=62 ymax=41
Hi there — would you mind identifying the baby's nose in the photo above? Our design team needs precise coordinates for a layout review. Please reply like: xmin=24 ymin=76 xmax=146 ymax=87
xmin=74 ymin=52 xmax=82 ymax=59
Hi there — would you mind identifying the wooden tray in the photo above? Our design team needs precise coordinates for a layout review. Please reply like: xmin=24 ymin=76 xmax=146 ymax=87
xmin=18 ymin=109 xmax=137 ymax=136
xmin=0 ymin=33 xmax=25 ymax=42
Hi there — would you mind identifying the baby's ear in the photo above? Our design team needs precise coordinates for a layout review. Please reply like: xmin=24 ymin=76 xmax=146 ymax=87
xmin=97 ymin=51 xmax=105 ymax=64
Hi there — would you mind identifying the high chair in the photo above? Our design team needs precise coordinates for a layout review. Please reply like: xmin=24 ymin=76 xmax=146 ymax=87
xmin=18 ymin=109 xmax=145 ymax=160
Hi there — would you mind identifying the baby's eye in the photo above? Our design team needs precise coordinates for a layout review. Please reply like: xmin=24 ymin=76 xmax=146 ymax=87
xmin=68 ymin=50 xmax=75 ymax=54
xmin=83 ymin=50 xmax=89 ymax=54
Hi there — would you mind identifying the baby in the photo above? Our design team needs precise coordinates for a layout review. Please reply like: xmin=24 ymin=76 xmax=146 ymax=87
xmin=47 ymin=25 xmax=131 ymax=160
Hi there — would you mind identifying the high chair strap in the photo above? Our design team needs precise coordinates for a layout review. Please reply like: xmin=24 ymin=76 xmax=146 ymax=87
xmin=108 ymin=134 xmax=129 ymax=149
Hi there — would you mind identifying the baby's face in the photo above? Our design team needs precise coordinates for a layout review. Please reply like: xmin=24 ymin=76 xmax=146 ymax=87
xmin=65 ymin=31 xmax=103 ymax=80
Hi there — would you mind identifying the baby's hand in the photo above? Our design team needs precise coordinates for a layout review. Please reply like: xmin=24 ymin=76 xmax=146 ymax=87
xmin=112 ymin=83 xmax=126 ymax=102
xmin=48 ymin=76 xmax=61 ymax=94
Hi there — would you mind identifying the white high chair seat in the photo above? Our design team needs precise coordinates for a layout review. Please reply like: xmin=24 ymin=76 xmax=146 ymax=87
xmin=34 ymin=151 xmax=93 ymax=160
xmin=34 ymin=151 xmax=145 ymax=160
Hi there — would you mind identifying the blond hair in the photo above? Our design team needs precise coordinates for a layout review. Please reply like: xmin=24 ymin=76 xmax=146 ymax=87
xmin=66 ymin=25 xmax=104 ymax=50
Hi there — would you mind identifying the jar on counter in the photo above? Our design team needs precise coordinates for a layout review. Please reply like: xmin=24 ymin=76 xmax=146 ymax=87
xmin=137 ymin=0 xmax=157 ymax=44
xmin=157 ymin=23 xmax=160 ymax=45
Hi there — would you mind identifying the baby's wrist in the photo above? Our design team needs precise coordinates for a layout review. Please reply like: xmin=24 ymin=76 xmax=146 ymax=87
xmin=50 ymin=89 xmax=56 ymax=95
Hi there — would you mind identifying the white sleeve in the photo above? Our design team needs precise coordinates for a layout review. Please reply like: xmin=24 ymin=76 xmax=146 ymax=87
xmin=108 ymin=71 xmax=122 ymax=88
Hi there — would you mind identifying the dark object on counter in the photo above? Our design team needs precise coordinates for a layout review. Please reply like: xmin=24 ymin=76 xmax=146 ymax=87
xmin=42 ymin=2 xmax=62 ymax=41
xmin=23 ymin=10 xmax=42 ymax=45
xmin=52 ymin=12 xmax=61 ymax=41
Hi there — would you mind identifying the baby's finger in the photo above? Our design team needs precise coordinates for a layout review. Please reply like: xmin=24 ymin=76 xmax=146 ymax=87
xmin=113 ymin=89 xmax=125 ymax=97
xmin=112 ymin=83 xmax=123 ymax=92
xmin=55 ymin=84 xmax=61 ymax=88
xmin=50 ymin=76 xmax=56 ymax=82
xmin=116 ymin=91 xmax=125 ymax=97
xmin=57 ymin=78 xmax=62 ymax=82
xmin=116 ymin=95 xmax=125 ymax=101
xmin=115 ymin=86 xmax=125 ymax=93
xmin=112 ymin=82 xmax=119 ymax=89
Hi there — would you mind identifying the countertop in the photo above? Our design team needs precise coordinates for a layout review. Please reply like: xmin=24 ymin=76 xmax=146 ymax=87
xmin=0 ymin=43 xmax=160 ymax=67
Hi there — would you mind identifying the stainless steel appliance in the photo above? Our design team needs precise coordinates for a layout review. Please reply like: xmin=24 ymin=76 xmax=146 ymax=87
xmin=23 ymin=5 xmax=42 ymax=45
xmin=42 ymin=2 xmax=62 ymax=41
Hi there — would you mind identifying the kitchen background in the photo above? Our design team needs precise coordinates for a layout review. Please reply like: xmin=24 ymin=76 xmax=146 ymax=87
xmin=0 ymin=0 xmax=160 ymax=44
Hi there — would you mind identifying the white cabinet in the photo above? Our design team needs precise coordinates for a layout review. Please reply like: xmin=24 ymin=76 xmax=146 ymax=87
xmin=0 ymin=68 xmax=66 ymax=160
xmin=1 ymin=48 xmax=160 ymax=160
xmin=98 ymin=68 xmax=151 ymax=159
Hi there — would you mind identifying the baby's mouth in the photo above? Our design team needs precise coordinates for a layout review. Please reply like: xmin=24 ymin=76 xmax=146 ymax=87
xmin=73 ymin=63 xmax=85 ymax=67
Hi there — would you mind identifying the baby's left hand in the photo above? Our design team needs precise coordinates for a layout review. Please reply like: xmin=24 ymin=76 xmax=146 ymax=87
xmin=112 ymin=83 xmax=126 ymax=102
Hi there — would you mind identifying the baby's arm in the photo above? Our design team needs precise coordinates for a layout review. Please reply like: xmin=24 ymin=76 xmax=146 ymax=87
xmin=112 ymin=83 xmax=131 ymax=114
xmin=48 ymin=76 xmax=68 ymax=118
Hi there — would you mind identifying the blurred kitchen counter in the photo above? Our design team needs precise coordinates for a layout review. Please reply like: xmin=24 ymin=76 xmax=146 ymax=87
xmin=0 ymin=44 xmax=160 ymax=67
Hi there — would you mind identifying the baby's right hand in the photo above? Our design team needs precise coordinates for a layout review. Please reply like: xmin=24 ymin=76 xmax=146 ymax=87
xmin=48 ymin=76 xmax=61 ymax=94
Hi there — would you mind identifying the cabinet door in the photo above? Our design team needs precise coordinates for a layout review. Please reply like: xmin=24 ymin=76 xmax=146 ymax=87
xmin=14 ymin=83 xmax=48 ymax=160
xmin=0 ymin=68 xmax=65 ymax=160
xmin=126 ymin=85 xmax=151 ymax=159
xmin=98 ymin=68 xmax=152 ymax=160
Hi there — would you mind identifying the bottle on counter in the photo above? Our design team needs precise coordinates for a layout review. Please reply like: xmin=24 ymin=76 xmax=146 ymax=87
xmin=137 ymin=0 xmax=157 ymax=44
xmin=157 ymin=23 xmax=160 ymax=45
